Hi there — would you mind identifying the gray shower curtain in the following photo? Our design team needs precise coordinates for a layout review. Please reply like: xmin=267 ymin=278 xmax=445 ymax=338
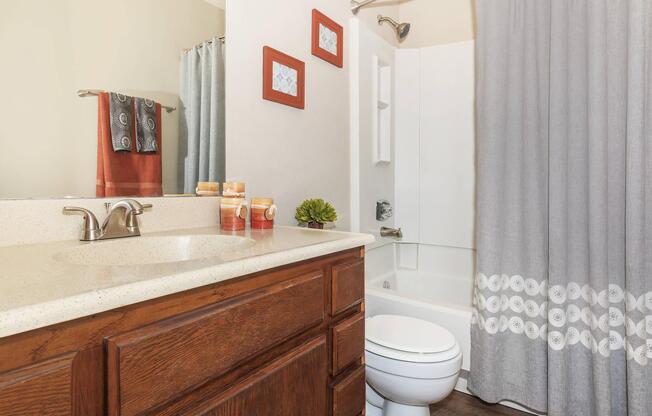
xmin=470 ymin=1 xmax=652 ymax=415
xmin=179 ymin=38 xmax=225 ymax=193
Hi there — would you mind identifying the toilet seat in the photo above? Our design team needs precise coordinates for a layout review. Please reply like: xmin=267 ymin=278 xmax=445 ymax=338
xmin=365 ymin=315 xmax=460 ymax=363
xmin=364 ymin=315 xmax=463 ymax=409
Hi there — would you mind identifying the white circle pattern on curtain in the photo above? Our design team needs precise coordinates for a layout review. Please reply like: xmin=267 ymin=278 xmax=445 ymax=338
xmin=472 ymin=273 xmax=652 ymax=366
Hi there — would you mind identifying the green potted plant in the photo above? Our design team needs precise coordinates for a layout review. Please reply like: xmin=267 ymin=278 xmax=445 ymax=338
xmin=295 ymin=198 xmax=338 ymax=229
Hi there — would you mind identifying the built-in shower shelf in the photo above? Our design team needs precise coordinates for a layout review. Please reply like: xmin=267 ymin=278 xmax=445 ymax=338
xmin=372 ymin=55 xmax=392 ymax=164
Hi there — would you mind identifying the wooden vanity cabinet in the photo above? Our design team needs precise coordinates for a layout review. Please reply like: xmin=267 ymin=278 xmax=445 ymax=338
xmin=0 ymin=247 xmax=366 ymax=416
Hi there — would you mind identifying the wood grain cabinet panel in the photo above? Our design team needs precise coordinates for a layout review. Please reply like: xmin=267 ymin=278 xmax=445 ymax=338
xmin=0 ymin=353 xmax=75 ymax=416
xmin=331 ymin=260 xmax=365 ymax=316
xmin=0 ymin=247 xmax=367 ymax=416
xmin=332 ymin=312 xmax=365 ymax=375
xmin=106 ymin=271 xmax=325 ymax=416
xmin=185 ymin=336 xmax=328 ymax=416
xmin=332 ymin=366 xmax=366 ymax=416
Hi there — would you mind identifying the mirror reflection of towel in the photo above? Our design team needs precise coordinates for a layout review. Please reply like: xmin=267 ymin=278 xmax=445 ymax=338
xmin=97 ymin=93 xmax=163 ymax=197
xmin=135 ymin=97 xmax=158 ymax=153
xmin=109 ymin=92 xmax=133 ymax=152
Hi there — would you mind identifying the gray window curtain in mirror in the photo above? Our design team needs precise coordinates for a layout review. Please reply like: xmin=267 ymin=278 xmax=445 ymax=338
xmin=470 ymin=1 xmax=652 ymax=415
xmin=179 ymin=38 xmax=225 ymax=194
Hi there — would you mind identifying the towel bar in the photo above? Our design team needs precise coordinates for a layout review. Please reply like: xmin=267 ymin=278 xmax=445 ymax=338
xmin=77 ymin=89 xmax=177 ymax=113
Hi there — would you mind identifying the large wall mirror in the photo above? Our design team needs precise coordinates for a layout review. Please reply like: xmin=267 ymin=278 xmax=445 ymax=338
xmin=0 ymin=0 xmax=226 ymax=199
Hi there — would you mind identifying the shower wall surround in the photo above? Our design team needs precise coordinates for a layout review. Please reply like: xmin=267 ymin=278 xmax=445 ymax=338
xmin=353 ymin=21 xmax=397 ymax=234
xmin=394 ymin=40 xmax=476 ymax=249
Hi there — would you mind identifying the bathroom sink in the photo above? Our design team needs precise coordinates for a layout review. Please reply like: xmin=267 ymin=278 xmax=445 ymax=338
xmin=54 ymin=235 xmax=255 ymax=266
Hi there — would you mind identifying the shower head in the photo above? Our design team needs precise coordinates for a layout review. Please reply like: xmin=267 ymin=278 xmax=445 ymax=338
xmin=377 ymin=15 xmax=411 ymax=41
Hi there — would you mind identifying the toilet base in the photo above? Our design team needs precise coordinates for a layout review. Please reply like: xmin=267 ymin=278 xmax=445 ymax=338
xmin=383 ymin=400 xmax=430 ymax=416
xmin=366 ymin=401 xmax=383 ymax=416
xmin=367 ymin=398 xmax=430 ymax=416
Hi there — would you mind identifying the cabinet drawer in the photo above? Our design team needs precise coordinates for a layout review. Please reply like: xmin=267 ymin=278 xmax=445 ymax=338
xmin=332 ymin=312 xmax=365 ymax=375
xmin=183 ymin=336 xmax=328 ymax=416
xmin=332 ymin=366 xmax=366 ymax=416
xmin=106 ymin=271 xmax=325 ymax=416
xmin=331 ymin=260 xmax=364 ymax=316
xmin=0 ymin=353 xmax=75 ymax=416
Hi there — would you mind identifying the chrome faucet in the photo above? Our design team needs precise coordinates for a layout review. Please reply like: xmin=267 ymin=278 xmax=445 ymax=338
xmin=63 ymin=199 xmax=152 ymax=241
xmin=380 ymin=226 xmax=403 ymax=239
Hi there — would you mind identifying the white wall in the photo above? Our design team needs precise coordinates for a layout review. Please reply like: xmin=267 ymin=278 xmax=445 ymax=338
xmin=394 ymin=49 xmax=420 ymax=243
xmin=226 ymin=0 xmax=351 ymax=229
xmin=419 ymin=41 xmax=475 ymax=249
xmin=394 ymin=40 xmax=476 ymax=278
xmin=0 ymin=0 xmax=224 ymax=198
xmin=355 ymin=23 xmax=396 ymax=235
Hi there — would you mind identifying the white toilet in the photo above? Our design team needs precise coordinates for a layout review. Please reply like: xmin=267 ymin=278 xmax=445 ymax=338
xmin=365 ymin=315 xmax=462 ymax=416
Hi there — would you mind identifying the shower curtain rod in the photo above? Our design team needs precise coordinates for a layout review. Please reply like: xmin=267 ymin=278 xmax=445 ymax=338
xmin=77 ymin=89 xmax=177 ymax=113
xmin=351 ymin=0 xmax=377 ymax=14
xmin=183 ymin=36 xmax=225 ymax=52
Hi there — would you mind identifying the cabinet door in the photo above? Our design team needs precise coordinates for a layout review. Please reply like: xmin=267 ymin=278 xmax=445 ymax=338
xmin=106 ymin=271 xmax=325 ymax=416
xmin=184 ymin=336 xmax=328 ymax=416
xmin=331 ymin=260 xmax=364 ymax=316
xmin=0 ymin=353 xmax=75 ymax=416
xmin=332 ymin=366 xmax=366 ymax=416
xmin=332 ymin=312 xmax=365 ymax=375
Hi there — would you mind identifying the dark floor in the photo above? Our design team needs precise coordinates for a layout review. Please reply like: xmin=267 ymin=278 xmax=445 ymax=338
xmin=430 ymin=392 xmax=530 ymax=416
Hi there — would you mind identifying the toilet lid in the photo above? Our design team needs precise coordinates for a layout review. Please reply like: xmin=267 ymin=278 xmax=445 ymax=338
xmin=365 ymin=315 xmax=456 ymax=354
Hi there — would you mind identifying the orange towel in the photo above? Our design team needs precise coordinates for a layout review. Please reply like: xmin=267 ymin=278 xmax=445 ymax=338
xmin=96 ymin=92 xmax=163 ymax=197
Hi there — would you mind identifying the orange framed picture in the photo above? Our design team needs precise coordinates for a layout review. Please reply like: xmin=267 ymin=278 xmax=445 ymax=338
xmin=262 ymin=46 xmax=305 ymax=109
xmin=311 ymin=9 xmax=344 ymax=68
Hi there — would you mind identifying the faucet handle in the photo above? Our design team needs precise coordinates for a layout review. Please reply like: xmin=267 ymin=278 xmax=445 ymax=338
xmin=137 ymin=203 xmax=153 ymax=213
xmin=63 ymin=207 xmax=101 ymax=241
xmin=127 ymin=201 xmax=153 ymax=216
xmin=104 ymin=199 xmax=153 ymax=215
xmin=122 ymin=200 xmax=152 ymax=229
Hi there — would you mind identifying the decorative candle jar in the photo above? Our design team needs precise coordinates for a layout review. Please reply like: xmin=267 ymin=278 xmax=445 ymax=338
xmin=222 ymin=182 xmax=246 ymax=198
xmin=220 ymin=197 xmax=247 ymax=231
xmin=251 ymin=198 xmax=277 ymax=229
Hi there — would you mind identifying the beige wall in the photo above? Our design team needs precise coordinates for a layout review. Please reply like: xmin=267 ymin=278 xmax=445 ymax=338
xmin=224 ymin=0 xmax=475 ymax=230
xmin=225 ymin=0 xmax=352 ymax=229
xmin=398 ymin=0 xmax=475 ymax=48
xmin=0 ymin=0 xmax=224 ymax=198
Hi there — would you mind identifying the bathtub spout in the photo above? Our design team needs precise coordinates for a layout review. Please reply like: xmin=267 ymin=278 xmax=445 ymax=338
xmin=380 ymin=226 xmax=403 ymax=239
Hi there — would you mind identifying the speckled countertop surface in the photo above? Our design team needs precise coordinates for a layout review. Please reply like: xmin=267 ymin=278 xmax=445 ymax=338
xmin=0 ymin=226 xmax=374 ymax=338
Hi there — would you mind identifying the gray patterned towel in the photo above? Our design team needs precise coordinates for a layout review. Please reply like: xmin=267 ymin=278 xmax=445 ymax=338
xmin=135 ymin=98 xmax=158 ymax=153
xmin=109 ymin=92 xmax=133 ymax=152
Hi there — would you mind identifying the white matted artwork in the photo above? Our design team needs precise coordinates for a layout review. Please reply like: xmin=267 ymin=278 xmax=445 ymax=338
xmin=312 ymin=9 xmax=343 ymax=68
xmin=263 ymin=46 xmax=304 ymax=109
xmin=272 ymin=61 xmax=298 ymax=97
xmin=319 ymin=24 xmax=338 ymax=55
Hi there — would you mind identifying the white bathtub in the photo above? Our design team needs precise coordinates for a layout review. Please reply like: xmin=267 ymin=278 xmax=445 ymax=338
xmin=364 ymin=241 xmax=474 ymax=377
xmin=365 ymin=270 xmax=472 ymax=373
xmin=364 ymin=241 xmax=539 ymax=414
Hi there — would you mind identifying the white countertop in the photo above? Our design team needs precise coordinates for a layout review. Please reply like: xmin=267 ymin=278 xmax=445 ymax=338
xmin=0 ymin=226 xmax=374 ymax=338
